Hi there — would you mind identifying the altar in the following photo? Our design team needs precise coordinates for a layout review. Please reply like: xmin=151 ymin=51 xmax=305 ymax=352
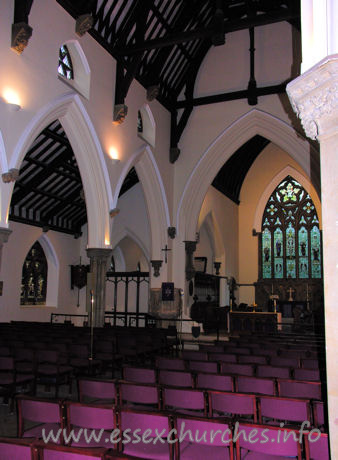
xmin=229 ymin=311 xmax=282 ymax=334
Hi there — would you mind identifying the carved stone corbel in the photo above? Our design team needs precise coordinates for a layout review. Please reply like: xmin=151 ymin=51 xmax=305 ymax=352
xmin=150 ymin=260 xmax=162 ymax=278
xmin=113 ymin=104 xmax=128 ymax=125
xmin=168 ymin=227 xmax=176 ymax=239
xmin=2 ymin=169 xmax=19 ymax=183
xmin=11 ymin=22 xmax=32 ymax=55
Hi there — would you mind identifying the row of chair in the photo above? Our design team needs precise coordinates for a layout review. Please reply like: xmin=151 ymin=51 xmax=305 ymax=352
xmin=77 ymin=378 xmax=325 ymax=428
xmin=185 ymin=348 xmax=321 ymax=368
xmin=14 ymin=397 xmax=329 ymax=459
xmin=120 ymin=365 xmax=322 ymax=399
xmin=155 ymin=356 xmax=321 ymax=380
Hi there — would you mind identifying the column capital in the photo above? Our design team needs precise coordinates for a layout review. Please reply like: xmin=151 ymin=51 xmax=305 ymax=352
xmin=0 ymin=228 xmax=12 ymax=245
xmin=86 ymin=247 xmax=112 ymax=260
xmin=286 ymin=54 xmax=338 ymax=140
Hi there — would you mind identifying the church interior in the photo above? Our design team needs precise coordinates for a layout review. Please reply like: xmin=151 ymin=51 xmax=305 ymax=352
xmin=0 ymin=0 xmax=337 ymax=458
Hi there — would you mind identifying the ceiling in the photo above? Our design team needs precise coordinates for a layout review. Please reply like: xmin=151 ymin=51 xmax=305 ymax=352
xmin=9 ymin=0 xmax=300 ymax=235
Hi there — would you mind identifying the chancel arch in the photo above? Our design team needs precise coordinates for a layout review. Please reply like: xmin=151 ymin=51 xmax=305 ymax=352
xmin=177 ymin=109 xmax=319 ymax=241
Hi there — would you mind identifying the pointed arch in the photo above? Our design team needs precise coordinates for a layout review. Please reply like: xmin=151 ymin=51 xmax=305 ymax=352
xmin=112 ymin=145 xmax=170 ymax=259
xmin=199 ymin=211 xmax=226 ymax=274
xmin=177 ymin=109 xmax=319 ymax=240
xmin=58 ymin=40 xmax=91 ymax=99
xmin=253 ymin=165 xmax=322 ymax=231
xmin=0 ymin=130 xmax=8 ymax=173
xmin=111 ymin=226 xmax=150 ymax=262
xmin=137 ymin=104 xmax=156 ymax=147
xmin=38 ymin=234 xmax=59 ymax=307
xmin=9 ymin=93 xmax=112 ymax=248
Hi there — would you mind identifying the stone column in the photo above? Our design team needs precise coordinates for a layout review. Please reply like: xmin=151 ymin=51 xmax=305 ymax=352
xmin=0 ymin=228 xmax=12 ymax=270
xmin=86 ymin=248 xmax=112 ymax=327
xmin=287 ymin=54 xmax=338 ymax=458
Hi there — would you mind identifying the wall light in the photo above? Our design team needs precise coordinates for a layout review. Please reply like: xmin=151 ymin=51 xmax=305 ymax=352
xmin=108 ymin=147 xmax=120 ymax=164
xmin=1 ymin=89 xmax=21 ymax=111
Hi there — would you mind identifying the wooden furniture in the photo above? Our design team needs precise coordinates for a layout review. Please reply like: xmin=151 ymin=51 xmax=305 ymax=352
xmin=230 ymin=311 xmax=281 ymax=334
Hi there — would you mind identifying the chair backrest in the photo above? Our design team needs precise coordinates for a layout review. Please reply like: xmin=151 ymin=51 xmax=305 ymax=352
xmin=37 ymin=350 xmax=59 ymax=364
xmin=0 ymin=438 xmax=35 ymax=460
xmin=0 ymin=356 xmax=15 ymax=371
xmin=158 ymin=370 xmax=193 ymax=387
xmin=181 ymin=351 xmax=208 ymax=361
xmin=199 ymin=344 xmax=224 ymax=353
xmin=294 ymin=368 xmax=320 ymax=381
xmin=313 ymin=400 xmax=325 ymax=428
xmin=67 ymin=402 xmax=115 ymax=431
xmin=175 ymin=416 xmax=233 ymax=459
xmin=259 ymin=396 xmax=311 ymax=424
xmin=163 ymin=388 xmax=206 ymax=414
xmin=209 ymin=391 xmax=257 ymax=421
xmin=123 ymin=367 xmax=156 ymax=384
xmin=257 ymin=365 xmax=291 ymax=379
xmin=278 ymin=379 xmax=322 ymax=400
xmin=235 ymin=423 xmax=302 ymax=459
xmin=119 ymin=409 xmax=172 ymax=457
xmin=208 ymin=353 xmax=237 ymax=363
xmin=304 ymin=432 xmax=330 ymax=460
xmin=196 ymin=373 xmax=233 ymax=392
xmin=36 ymin=442 xmax=107 ymax=459
xmin=238 ymin=355 xmax=267 ymax=365
xmin=17 ymin=396 xmax=63 ymax=436
xmin=223 ymin=346 xmax=251 ymax=355
xmin=155 ymin=357 xmax=186 ymax=371
xmin=301 ymin=358 xmax=319 ymax=369
xmin=119 ymin=382 xmax=159 ymax=407
xmin=219 ymin=362 xmax=254 ymax=376
xmin=188 ymin=360 xmax=218 ymax=373
xmin=270 ymin=356 xmax=300 ymax=368
xmin=78 ymin=379 xmax=116 ymax=403
xmin=236 ymin=376 xmax=275 ymax=396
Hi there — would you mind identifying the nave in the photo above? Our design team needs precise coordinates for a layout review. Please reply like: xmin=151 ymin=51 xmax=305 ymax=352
xmin=0 ymin=321 xmax=329 ymax=459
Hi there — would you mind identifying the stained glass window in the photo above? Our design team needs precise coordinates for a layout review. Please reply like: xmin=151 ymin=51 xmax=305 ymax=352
xmin=21 ymin=241 xmax=48 ymax=305
xmin=58 ymin=45 xmax=74 ymax=80
xmin=260 ymin=176 xmax=321 ymax=280
xmin=137 ymin=110 xmax=143 ymax=134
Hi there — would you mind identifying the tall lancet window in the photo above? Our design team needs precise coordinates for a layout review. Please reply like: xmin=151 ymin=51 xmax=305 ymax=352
xmin=58 ymin=44 xmax=74 ymax=80
xmin=260 ymin=176 xmax=321 ymax=280
xmin=21 ymin=241 xmax=48 ymax=305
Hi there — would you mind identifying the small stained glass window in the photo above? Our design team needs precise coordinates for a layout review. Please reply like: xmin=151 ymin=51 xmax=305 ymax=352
xmin=21 ymin=241 xmax=48 ymax=305
xmin=260 ymin=176 xmax=321 ymax=280
xmin=137 ymin=110 xmax=143 ymax=134
xmin=58 ymin=44 xmax=74 ymax=80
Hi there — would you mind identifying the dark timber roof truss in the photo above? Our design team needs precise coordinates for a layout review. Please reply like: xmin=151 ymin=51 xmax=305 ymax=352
xmin=56 ymin=0 xmax=300 ymax=160
xmin=9 ymin=120 xmax=87 ymax=237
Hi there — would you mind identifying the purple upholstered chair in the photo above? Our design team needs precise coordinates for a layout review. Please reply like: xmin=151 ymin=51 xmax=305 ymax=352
xmin=219 ymin=363 xmax=254 ymax=376
xmin=163 ymin=387 xmax=206 ymax=416
xmin=223 ymin=346 xmax=251 ymax=355
xmin=196 ymin=373 xmax=234 ymax=392
xmin=208 ymin=353 xmax=237 ymax=363
xmin=175 ymin=416 xmax=234 ymax=460
xmin=209 ymin=391 xmax=257 ymax=422
xmin=0 ymin=357 xmax=35 ymax=409
xmin=199 ymin=343 xmax=225 ymax=353
xmin=123 ymin=367 xmax=157 ymax=384
xmin=36 ymin=350 xmax=73 ymax=398
xmin=119 ymin=382 xmax=160 ymax=410
xmin=235 ymin=423 xmax=302 ymax=459
xmin=278 ymin=379 xmax=322 ymax=400
xmin=35 ymin=442 xmax=108 ymax=459
xmin=236 ymin=376 xmax=275 ymax=396
xmin=66 ymin=402 xmax=116 ymax=448
xmin=156 ymin=357 xmax=186 ymax=371
xmin=257 ymin=365 xmax=291 ymax=379
xmin=188 ymin=360 xmax=218 ymax=373
xmin=304 ymin=432 xmax=330 ymax=460
xmin=238 ymin=355 xmax=267 ymax=365
xmin=181 ymin=351 xmax=208 ymax=361
xmin=119 ymin=409 xmax=173 ymax=459
xmin=294 ymin=368 xmax=320 ymax=381
xmin=0 ymin=437 xmax=36 ymax=460
xmin=301 ymin=358 xmax=319 ymax=369
xmin=78 ymin=378 xmax=116 ymax=404
xmin=259 ymin=395 xmax=311 ymax=425
xmin=17 ymin=395 xmax=64 ymax=441
xmin=158 ymin=370 xmax=193 ymax=388
xmin=313 ymin=400 xmax=326 ymax=429
xmin=270 ymin=356 xmax=300 ymax=368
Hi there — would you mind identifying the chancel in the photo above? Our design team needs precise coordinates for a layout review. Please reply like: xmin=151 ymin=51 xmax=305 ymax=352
xmin=0 ymin=0 xmax=337 ymax=458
